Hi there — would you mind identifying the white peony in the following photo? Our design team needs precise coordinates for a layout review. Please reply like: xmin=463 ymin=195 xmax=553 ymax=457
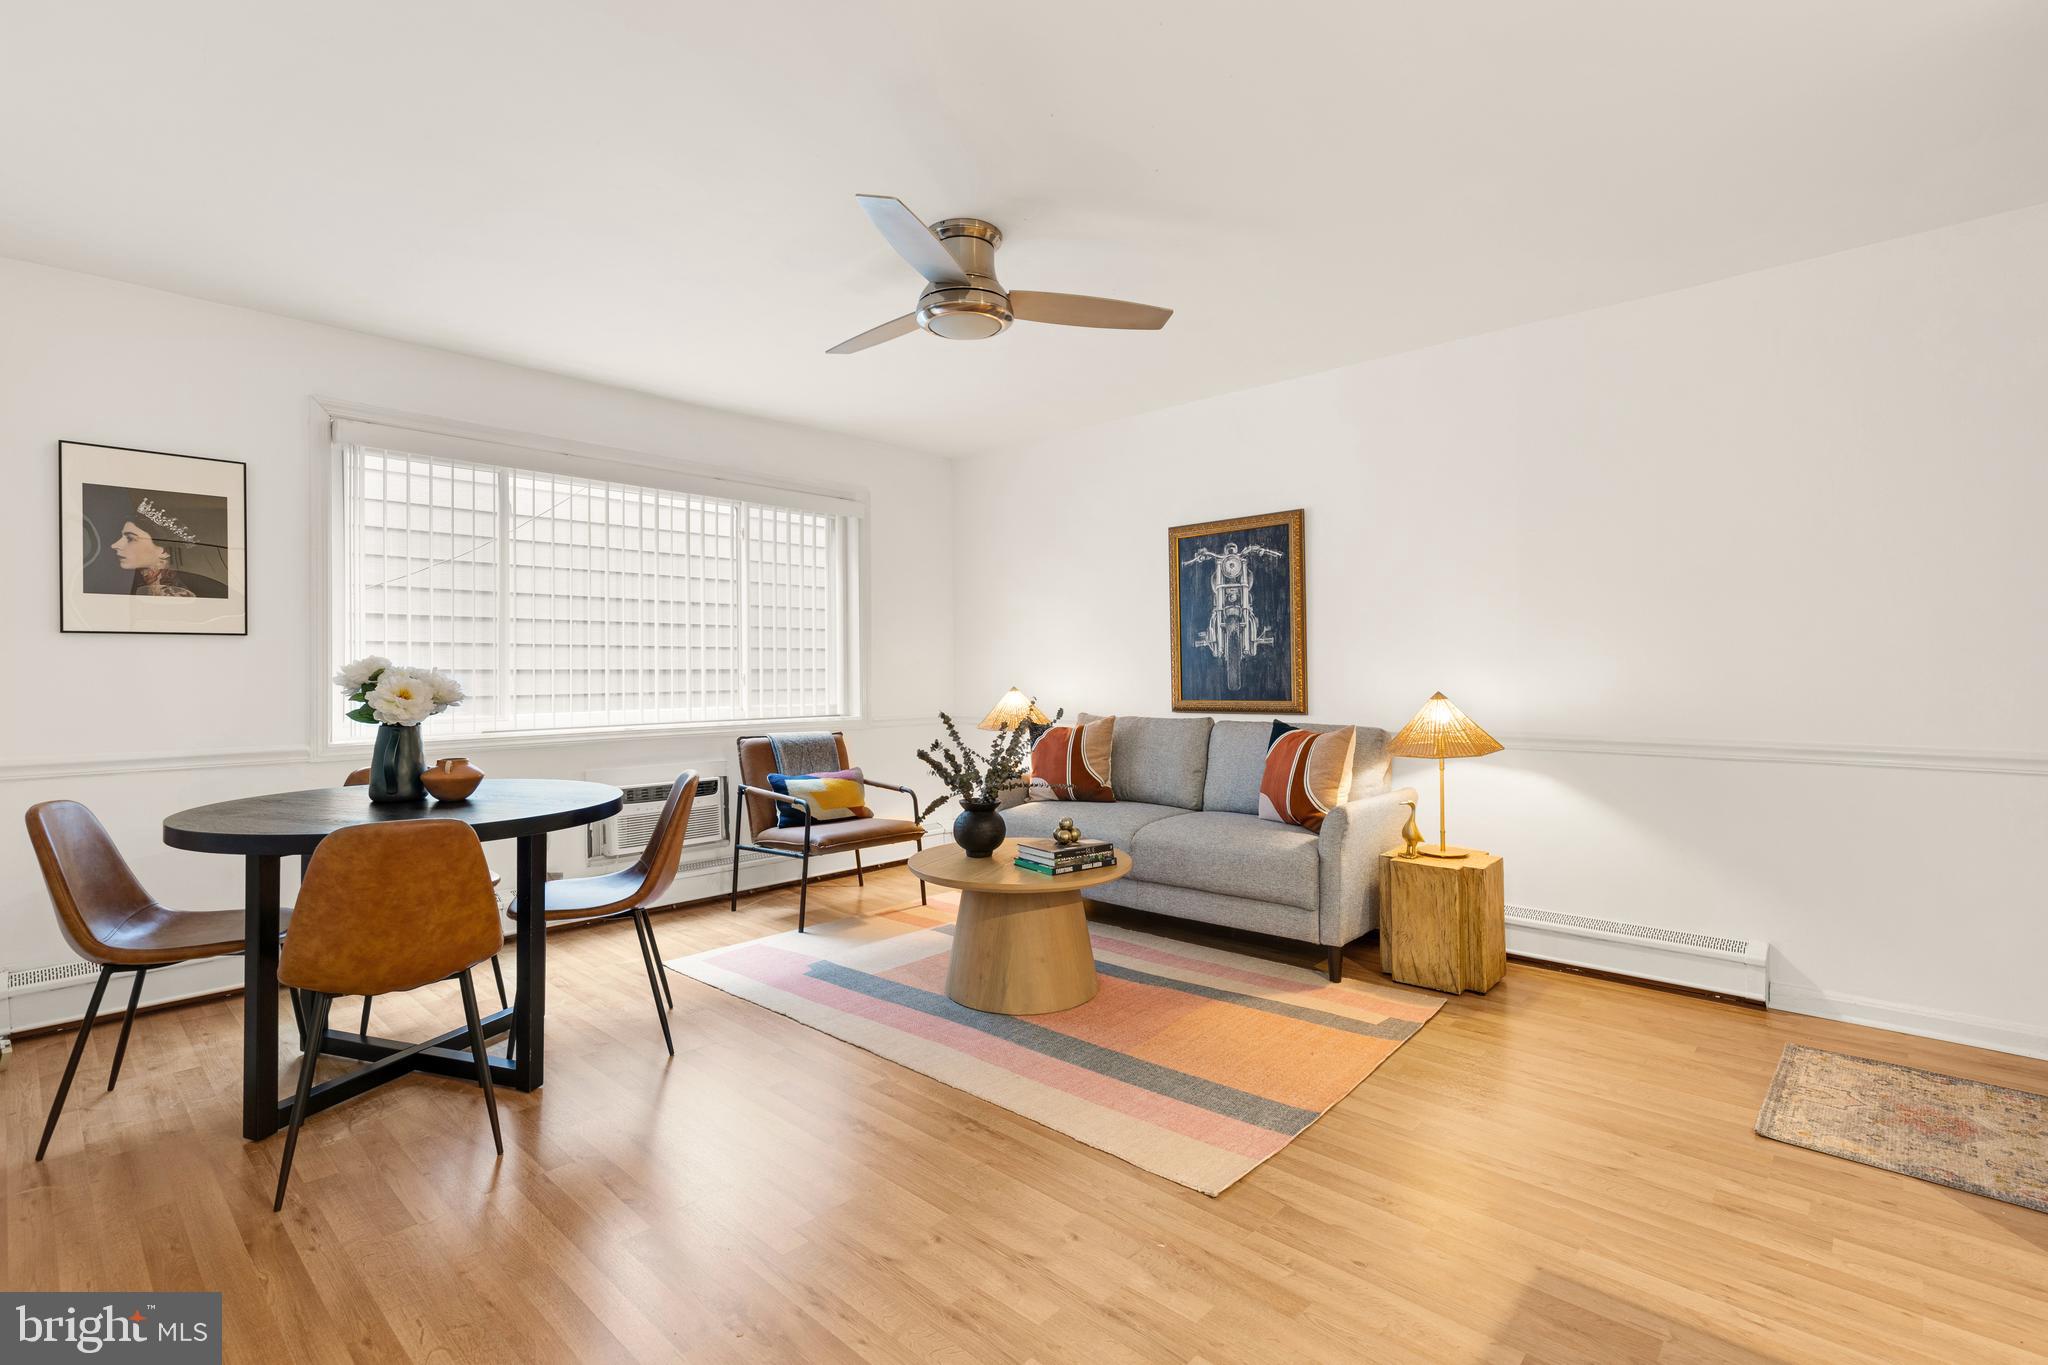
xmin=365 ymin=670 xmax=439 ymax=726
xmin=333 ymin=654 xmax=392 ymax=691
xmin=421 ymin=668 xmax=466 ymax=709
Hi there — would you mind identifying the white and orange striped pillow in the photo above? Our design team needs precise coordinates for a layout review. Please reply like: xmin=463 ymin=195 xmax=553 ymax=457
xmin=1028 ymin=715 xmax=1116 ymax=802
xmin=1257 ymin=721 xmax=1354 ymax=832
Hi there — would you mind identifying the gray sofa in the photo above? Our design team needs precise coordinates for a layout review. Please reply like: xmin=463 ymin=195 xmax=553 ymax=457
xmin=1002 ymin=716 xmax=1418 ymax=981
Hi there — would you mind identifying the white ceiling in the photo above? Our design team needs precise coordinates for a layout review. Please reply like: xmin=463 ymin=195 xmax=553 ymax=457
xmin=4 ymin=2 xmax=2046 ymax=456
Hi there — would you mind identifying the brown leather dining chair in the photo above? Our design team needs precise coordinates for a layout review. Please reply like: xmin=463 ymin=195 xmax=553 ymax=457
xmin=275 ymin=819 xmax=503 ymax=1211
xmin=334 ymin=767 xmax=508 ymax=1043
xmin=513 ymin=771 xmax=698 ymax=1056
xmin=729 ymin=733 xmax=926 ymax=933
xmin=25 ymin=800 xmax=288 ymax=1162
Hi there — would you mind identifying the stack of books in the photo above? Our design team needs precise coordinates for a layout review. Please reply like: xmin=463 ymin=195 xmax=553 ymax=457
xmin=1013 ymin=836 xmax=1117 ymax=876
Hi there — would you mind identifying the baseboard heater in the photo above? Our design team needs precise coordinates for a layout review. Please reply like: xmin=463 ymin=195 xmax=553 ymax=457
xmin=1505 ymin=905 xmax=1767 ymax=1003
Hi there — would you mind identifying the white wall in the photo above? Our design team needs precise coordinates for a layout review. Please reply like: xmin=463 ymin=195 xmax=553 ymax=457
xmin=955 ymin=203 xmax=2048 ymax=1058
xmin=0 ymin=257 xmax=954 ymax=1030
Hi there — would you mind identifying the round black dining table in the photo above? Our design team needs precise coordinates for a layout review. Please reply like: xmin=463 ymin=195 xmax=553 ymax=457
xmin=164 ymin=779 xmax=621 ymax=1141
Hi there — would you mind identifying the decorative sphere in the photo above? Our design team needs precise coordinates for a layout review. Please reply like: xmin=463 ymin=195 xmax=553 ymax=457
xmin=1054 ymin=817 xmax=1081 ymax=846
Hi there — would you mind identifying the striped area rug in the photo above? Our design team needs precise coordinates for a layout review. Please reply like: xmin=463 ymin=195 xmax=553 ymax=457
xmin=670 ymin=900 xmax=1442 ymax=1194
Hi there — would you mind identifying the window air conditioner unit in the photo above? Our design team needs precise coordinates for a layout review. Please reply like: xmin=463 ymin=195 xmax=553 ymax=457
xmin=588 ymin=764 xmax=727 ymax=864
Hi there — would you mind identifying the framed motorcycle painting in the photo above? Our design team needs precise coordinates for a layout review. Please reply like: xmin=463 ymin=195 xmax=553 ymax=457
xmin=1168 ymin=508 xmax=1305 ymax=713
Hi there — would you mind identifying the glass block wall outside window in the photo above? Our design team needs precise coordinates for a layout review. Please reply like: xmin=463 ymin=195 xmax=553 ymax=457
xmin=335 ymin=443 xmax=848 ymax=743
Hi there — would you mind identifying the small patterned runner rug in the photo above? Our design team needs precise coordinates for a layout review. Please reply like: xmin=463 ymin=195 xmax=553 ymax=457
xmin=671 ymin=900 xmax=1442 ymax=1195
xmin=1756 ymin=1044 xmax=2048 ymax=1213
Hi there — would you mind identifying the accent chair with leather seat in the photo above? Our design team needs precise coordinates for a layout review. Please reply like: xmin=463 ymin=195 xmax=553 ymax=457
xmin=274 ymin=818 xmax=505 ymax=1211
xmin=25 ymin=799 xmax=289 ymax=1162
xmin=514 ymin=770 xmax=699 ymax=1055
xmin=730 ymin=733 xmax=926 ymax=932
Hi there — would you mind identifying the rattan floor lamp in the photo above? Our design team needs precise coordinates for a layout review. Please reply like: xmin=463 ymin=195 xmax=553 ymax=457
xmin=1389 ymin=692 xmax=1503 ymax=859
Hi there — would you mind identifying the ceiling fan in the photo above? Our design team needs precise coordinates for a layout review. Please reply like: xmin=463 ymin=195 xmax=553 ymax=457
xmin=828 ymin=194 xmax=1173 ymax=354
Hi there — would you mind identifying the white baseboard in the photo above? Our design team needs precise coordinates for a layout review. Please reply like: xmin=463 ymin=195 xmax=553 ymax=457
xmin=1767 ymin=984 xmax=2048 ymax=1062
xmin=4 ymin=956 xmax=246 ymax=1035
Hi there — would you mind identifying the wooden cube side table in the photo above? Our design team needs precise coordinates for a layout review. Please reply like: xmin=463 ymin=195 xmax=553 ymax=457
xmin=1378 ymin=848 xmax=1505 ymax=994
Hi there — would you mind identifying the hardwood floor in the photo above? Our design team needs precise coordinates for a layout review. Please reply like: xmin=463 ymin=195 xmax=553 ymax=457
xmin=6 ymin=865 xmax=2046 ymax=1364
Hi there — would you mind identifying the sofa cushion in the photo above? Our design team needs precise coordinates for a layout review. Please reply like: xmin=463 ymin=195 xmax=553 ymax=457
xmin=1130 ymin=811 xmax=1321 ymax=911
xmin=1085 ymin=713 xmax=1211 ymax=809
xmin=1203 ymin=719 xmax=1393 ymax=810
xmin=1002 ymin=800 xmax=1186 ymax=848
xmin=1201 ymin=720 xmax=1270 ymax=814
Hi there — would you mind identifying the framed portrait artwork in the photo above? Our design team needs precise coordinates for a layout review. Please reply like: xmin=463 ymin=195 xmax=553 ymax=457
xmin=1168 ymin=508 xmax=1305 ymax=713
xmin=59 ymin=441 xmax=248 ymax=635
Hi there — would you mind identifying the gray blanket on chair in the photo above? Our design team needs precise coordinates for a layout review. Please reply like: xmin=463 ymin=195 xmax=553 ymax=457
xmin=770 ymin=731 xmax=841 ymax=776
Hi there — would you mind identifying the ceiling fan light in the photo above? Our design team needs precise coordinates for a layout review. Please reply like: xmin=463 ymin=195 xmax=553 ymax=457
xmin=917 ymin=286 xmax=1013 ymax=341
xmin=926 ymin=312 xmax=1005 ymax=340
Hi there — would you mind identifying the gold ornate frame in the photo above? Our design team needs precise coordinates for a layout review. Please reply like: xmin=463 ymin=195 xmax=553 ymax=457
xmin=1168 ymin=508 xmax=1306 ymax=713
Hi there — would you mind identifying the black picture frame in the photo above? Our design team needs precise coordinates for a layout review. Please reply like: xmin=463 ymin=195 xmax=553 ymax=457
xmin=59 ymin=440 xmax=249 ymax=636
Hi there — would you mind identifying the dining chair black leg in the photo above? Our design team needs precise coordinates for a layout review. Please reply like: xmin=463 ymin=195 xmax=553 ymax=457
xmin=640 ymin=909 xmax=674 ymax=1009
xmin=916 ymin=838 xmax=927 ymax=905
xmin=489 ymin=954 xmax=508 ymax=1011
xmin=37 ymin=966 xmax=113 ymax=1162
xmin=274 ymin=993 xmax=331 ymax=1211
xmin=729 ymin=790 xmax=744 ymax=913
xmin=359 ymin=996 xmax=372 ymax=1038
xmin=854 ymin=848 xmax=865 ymax=887
xmin=631 ymin=909 xmax=676 ymax=1056
xmin=457 ymin=970 xmax=504 ymax=1156
xmin=106 ymin=966 xmax=148 ymax=1091
xmin=287 ymin=987 xmax=309 ymax=1051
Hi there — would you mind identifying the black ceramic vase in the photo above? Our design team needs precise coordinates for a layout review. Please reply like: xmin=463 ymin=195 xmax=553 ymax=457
xmin=952 ymin=799 xmax=1006 ymax=858
xmin=368 ymin=723 xmax=426 ymax=803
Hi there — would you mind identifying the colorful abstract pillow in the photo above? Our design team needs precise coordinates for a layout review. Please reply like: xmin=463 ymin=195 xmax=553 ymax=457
xmin=768 ymin=768 xmax=872 ymax=827
xmin=1257 ymin=721 xmax=1354 ymax=832
xmin=1028 ymin=715 xmax=1116 ymax=802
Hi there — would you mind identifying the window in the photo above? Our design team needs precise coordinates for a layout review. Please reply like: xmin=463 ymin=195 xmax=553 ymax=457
xmin=329 ymin=422 xmax=854 ymax=744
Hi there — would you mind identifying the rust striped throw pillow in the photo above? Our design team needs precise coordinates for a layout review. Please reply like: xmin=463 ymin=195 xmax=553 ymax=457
xmin=1028 ymin=715 xmax=1116 ymax=802
xmin=1257 ymin=721 xmax=1354 ymax=831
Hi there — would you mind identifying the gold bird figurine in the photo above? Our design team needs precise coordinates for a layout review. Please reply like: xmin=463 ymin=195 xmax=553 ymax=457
xmin=1398 ymin=800 xmax=1424 ymax=859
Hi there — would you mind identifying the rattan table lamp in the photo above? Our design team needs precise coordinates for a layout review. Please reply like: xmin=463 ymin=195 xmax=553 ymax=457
xmin=1389 ymin=692 xmax=1503 ymax=859
xmin=977 ymin=687 xmax=1051 ymax=735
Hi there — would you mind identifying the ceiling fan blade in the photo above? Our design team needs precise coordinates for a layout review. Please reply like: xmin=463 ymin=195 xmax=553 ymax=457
xmin=826 ymin=312 xmax=920 ymax=355
xmin=1009 ymin=291 xmax=1173 ymax=330
xmin=855 ymin=194 xmax=969 ymax=286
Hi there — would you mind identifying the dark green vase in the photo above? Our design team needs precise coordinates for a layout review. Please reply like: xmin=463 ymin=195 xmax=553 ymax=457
xmin=368 ymin=724 xmax=426 ymax=803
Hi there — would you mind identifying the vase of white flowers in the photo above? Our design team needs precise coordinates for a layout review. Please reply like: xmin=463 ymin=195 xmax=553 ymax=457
xmin=332 ymin=656 xmax=466 ymax=803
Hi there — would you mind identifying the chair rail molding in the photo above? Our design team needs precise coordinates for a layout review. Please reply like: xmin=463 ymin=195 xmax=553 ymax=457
xmin=10 ymin=728 xmax=2046 ymax=787
xmin=1495 ymin=732 xmax=2048 ymax=778
xmin=0 ymin=746 xmax=314 ymax=784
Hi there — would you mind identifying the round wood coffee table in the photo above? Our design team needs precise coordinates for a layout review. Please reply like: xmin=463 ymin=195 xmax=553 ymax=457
xmin=907 ymin=839 xmax=1131 ymax=1015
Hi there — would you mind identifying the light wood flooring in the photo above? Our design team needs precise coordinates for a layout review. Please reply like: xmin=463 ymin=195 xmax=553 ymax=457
xmin=6 ymin=865 xmax=2046 ymax=1364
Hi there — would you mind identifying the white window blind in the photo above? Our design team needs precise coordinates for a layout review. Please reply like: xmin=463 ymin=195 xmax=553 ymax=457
xmin=333 ymin=434 xmax=851 ymax=743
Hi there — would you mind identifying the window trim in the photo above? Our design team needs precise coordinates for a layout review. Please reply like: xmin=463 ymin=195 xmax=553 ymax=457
xmin=307 ymin=397 xmax=870 ymax=759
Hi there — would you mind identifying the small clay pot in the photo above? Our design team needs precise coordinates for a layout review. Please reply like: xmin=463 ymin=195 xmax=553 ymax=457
xmin=422 ymin=756 xmax=484 ymax=803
